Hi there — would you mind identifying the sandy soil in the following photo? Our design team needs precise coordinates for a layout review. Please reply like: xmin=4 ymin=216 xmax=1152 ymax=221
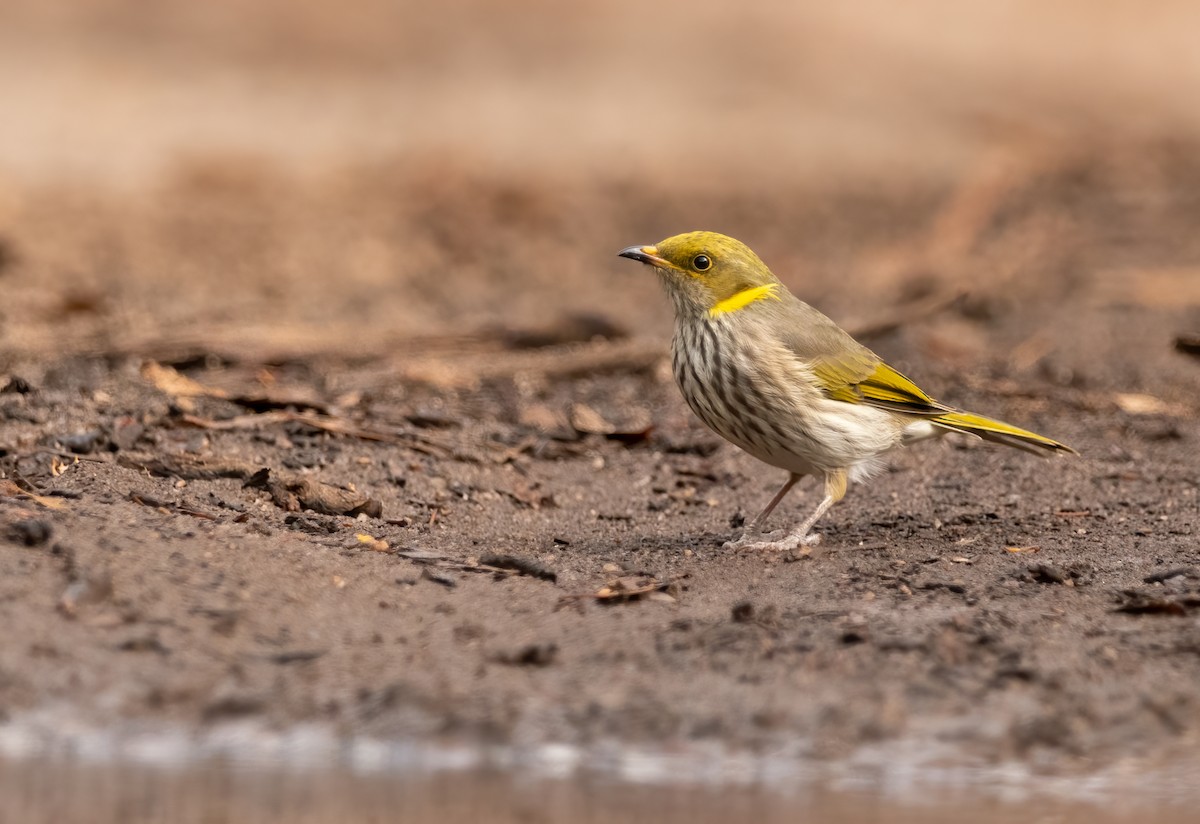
xmin=1 ymin=0 xmax=1200 ymax=800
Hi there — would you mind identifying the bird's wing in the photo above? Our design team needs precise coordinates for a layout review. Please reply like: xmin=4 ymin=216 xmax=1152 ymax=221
xmin=769 ymin=296 xmax=1074 ymax=452
xmin=810 ymin=353 xmax=951 ymax=416
xmin=773 ymin=297 xmax=951 ymax=416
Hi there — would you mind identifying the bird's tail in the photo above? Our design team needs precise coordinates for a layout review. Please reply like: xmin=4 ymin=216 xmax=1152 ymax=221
xmin=931 ymin=411 xmax=1076 ymax=456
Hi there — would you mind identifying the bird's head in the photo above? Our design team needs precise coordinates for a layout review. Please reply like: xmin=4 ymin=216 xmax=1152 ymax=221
xmin=618 ymin=231 xmax=781 ymax=319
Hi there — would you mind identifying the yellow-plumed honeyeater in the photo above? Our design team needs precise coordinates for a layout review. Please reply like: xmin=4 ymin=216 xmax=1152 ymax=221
xmin=619 ymin=231 xmax=1074 ymax=551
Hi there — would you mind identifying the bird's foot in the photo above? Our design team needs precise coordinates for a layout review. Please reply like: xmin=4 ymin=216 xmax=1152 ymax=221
xmin=723 ymin=531 xmax=821 ymax=552
xmin=722 ymin=528 xmax=769 ymax=551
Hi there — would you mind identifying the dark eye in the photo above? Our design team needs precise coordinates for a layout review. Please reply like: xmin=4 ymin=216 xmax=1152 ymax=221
xmin=692 ymin=254 xmax=711 ymax=271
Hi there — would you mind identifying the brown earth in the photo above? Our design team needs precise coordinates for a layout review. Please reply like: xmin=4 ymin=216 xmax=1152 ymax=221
xmin=1 ymin=0 xmax=1200 ymax=803
xmin=3 ymin=145 xmax=1199 ymax=774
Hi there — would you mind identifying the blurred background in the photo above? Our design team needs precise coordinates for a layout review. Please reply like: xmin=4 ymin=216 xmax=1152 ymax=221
xmin=3 ymin=0 xmax=1200 ymax=369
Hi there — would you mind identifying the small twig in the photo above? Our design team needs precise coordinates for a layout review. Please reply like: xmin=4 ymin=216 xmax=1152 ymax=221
xmin=118 ymin=453 xmax=382 ymax=518
xmin=847 ymin=291 xmax=966 ymax=342
xmin=127 ymin=491 xmax=220 ymax=521
xmin=394 ymin=339 xmax=664 ymax=389
xmin=7 ymin=448 xmax=111 ymax=464
xmin=178 ymin=410 xmax=455 ymax=456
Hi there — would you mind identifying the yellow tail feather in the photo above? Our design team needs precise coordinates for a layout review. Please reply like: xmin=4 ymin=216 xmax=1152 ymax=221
xmin=932 ymin=411 xmax=1076 ymax=456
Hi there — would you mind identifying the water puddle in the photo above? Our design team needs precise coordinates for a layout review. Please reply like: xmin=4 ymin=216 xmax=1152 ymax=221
xmin=1 ymin=712 xmax=1195 ymax=823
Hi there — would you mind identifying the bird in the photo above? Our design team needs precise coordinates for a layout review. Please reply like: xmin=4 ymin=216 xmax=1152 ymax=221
xmin=618 ymin=231 xmax=1075 ymax=551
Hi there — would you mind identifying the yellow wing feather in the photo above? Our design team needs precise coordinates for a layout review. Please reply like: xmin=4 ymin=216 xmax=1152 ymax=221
xmin=776 ymin=296 xmax=1074 ymax=455
xmin=811 ymin=357 xmax=949 ymax=415
xmin=811 ymin=355 xmax=1075 ymax=454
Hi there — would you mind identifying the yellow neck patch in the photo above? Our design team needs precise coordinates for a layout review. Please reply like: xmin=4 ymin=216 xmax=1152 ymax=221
xmin=708 ymin=283 xmax=780 ymax=318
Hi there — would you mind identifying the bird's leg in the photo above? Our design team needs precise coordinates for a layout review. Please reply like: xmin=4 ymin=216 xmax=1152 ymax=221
xmin=744 ymin=472 xmax=802 ymax=536
xmin=735 ymin=468 xmax=847 ymax=552
xmin=722 ymin=472 xmax=801 ymax=550
xmin=783 ymin=468 xmax=847 ymax=547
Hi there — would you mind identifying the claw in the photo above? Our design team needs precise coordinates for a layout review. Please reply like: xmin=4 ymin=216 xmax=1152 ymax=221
xmin=722 ymin=529 xmax=786 ymax=551
xmin=723 ymin=532 xmax=821 ymax=552
xmin=722 ymin=537 xmax=756 ymax=551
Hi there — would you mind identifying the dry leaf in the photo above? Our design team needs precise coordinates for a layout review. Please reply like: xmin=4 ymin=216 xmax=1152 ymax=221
xmin=570 ymin=403 xmax=614 ymax=435
xmin=141 ymin=360 xmax=228 ymax=399
xmin=0 ymin=480 xmax=67 ymax=510
xmin=355 ymin=533 xmax=390 ymax=552
xmin=588 ymin=572 xmax=687 ymax=603
xmin=518 ymin=403 xmax=566 ymax=432
xmin=1108 ymin=393 xmax=1166 ymax=414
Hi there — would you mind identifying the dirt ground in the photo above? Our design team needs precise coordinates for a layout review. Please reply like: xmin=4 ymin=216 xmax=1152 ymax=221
xmin=2 ymin=0 xmax=1200 ymax=795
